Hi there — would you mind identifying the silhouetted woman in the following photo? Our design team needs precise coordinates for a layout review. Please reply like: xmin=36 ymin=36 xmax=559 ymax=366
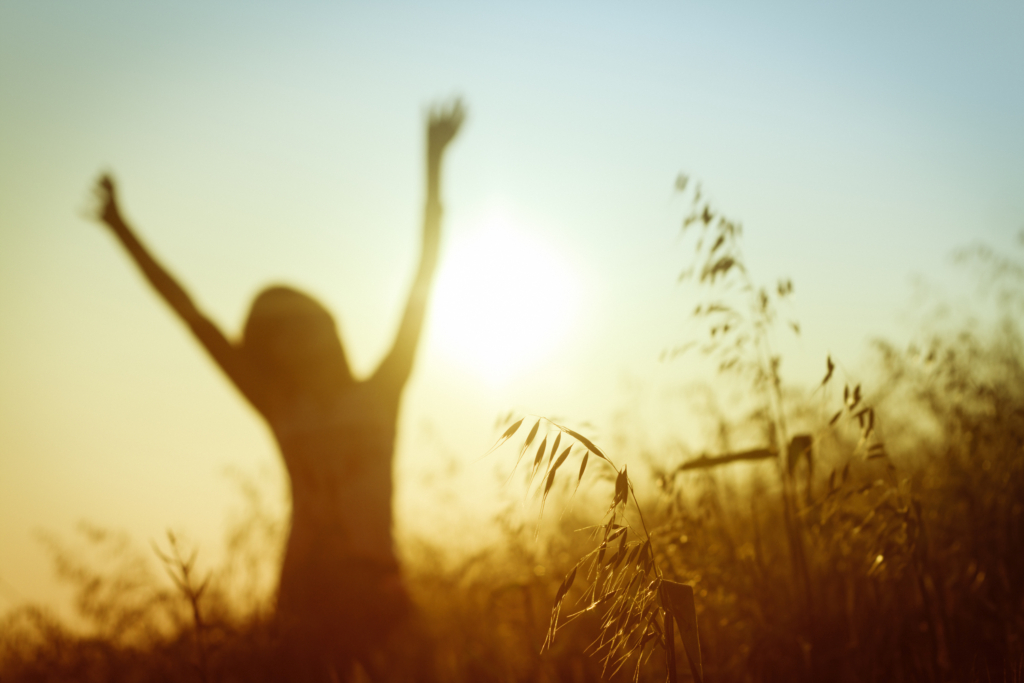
xmin=91 ymin=102 xmax=464 ymax=681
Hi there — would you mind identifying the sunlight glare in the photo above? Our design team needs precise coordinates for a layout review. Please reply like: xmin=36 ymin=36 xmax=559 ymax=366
xmin=431 ymin=211 xmax=580 ymax=385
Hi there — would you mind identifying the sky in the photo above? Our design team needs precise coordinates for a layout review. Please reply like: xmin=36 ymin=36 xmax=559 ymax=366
xmin=1 ymin=1 xmax=1022 ymax=619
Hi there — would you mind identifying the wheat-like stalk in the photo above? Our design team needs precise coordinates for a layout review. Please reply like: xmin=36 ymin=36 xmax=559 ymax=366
xmin=490 ymin=416 xmax=703 ymax=682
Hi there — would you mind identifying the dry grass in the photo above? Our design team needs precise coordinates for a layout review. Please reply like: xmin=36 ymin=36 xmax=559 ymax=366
xmin=2 ymin=181 xmax=1022 ymax=682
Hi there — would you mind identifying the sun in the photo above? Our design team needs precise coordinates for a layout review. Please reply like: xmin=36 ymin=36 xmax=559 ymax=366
xmin=431 ymin=210 xmax=580 ymax=385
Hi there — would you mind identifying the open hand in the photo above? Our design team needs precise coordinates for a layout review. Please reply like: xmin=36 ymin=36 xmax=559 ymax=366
xmin=91 ymin=174 xmax=124 ymax=228
xmin=427 ymin=99 xmax=466 ymax=158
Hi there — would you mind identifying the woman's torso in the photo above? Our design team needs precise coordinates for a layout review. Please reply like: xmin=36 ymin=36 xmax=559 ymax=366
xmin=267 ymin=379 xmax=401 ymax=568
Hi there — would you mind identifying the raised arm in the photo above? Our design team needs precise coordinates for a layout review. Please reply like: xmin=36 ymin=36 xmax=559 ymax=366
xmin=91 ymin=174 xmax=267 ymax=412
xmin=373 ymin=101 xmax=464 ymax=388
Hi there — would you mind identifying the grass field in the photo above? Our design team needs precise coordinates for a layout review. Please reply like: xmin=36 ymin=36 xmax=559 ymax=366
xmin=3 ymin=186 xmax=1021 ymax=683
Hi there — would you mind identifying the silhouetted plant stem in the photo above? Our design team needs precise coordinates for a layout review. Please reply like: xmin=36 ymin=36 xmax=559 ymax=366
xmin=665 ymin=611 xmax=678 ymax=683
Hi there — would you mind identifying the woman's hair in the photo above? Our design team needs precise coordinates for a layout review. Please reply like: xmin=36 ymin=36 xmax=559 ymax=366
xmin=242 ymin=286 xmax=352 ymax=391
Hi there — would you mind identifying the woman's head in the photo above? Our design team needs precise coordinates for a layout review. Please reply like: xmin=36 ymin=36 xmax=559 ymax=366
xmin=242 ymin=286 xmax=352 ymax=393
